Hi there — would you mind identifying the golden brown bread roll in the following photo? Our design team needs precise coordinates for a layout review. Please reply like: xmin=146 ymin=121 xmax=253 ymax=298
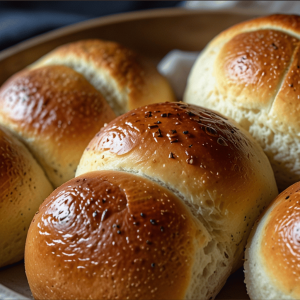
xmin=0 ymin=126 xmax=52 ymax=268
xmin=25 ymin=171 xmax=210 ymax=300
xmin=0 ymin=39 xmax=175 ymax=187
xmin=184 ymin=14 xmax=300 ymax=191
xmin=245 ymin=181 xmax=300 ymax=299
xmin=43 ymin=102 xmax=280 ymax=299
xmin=0 ymin=65 xmax=116 ymax=187
xmin=30 ymin=39 xmax=176 ymax=115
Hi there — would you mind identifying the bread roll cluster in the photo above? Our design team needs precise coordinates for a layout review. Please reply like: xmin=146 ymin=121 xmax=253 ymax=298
xmin=4 ymin=13 xmax=300 ymax=300
xmin=0 ymin=39 xmax=175 ymax=268
xmin=184 ymin=14 xmax=300 ymax=191
xmin=25 ymin=102 xmax=278 ymax=299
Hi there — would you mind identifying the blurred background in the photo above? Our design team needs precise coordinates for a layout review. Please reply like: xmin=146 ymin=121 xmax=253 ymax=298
xmin=0 ymin=1 xmax=181 ymax=52
xmin=2 ymin=1 xmax=300 ymax=52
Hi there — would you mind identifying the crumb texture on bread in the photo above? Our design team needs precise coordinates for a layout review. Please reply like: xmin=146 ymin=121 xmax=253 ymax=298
xmin=184 ymin=14 xmax=300 ymax=190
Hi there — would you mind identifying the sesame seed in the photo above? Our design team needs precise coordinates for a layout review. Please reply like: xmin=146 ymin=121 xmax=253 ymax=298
xmin=101 ymin=209 xmax=108 ymax=222
xmin=157 ymin=129 xmax=162 ymax=137
xmin=140 ymin=213 xmax=145 ymax=218
xmin=187 ymin=158 xmax=194 ymax=165
xmin=186 ymin=111 xmax=195 ymax=116
xmin=148 ymin=124 xmax=158 ymax=129
xmin=117 ymin=230 xmax=121 ymax=234
xmin=93 ymin=211 xmax=98 ymax=217
xmin=150 ymin=219 xmax=156 ymax=225
xmin=169 ymin=152 xmax=174 ymax=159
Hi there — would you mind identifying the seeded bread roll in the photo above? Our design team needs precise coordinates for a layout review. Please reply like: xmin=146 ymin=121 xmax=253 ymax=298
xmin=0 ymin=126 xmax=52 ymax=268
xmin=74 ymin=102 xmax=278 ymax=299
xmin=184 ymin=14 xmax=300 ymax=191
xmin=30 ymin=39 xmax=176 ymax=115
xmin=0 ymin=65 xmax=116 ymax=187
xmin=245 ymin=181 xmax=300 ymax=299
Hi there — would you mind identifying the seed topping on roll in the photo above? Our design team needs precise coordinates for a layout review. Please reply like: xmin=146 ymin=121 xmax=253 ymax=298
xmin=77 ymin=102 xmax=278 ymax=280
xmin=84 ymin=102 xmax=257 ymax=194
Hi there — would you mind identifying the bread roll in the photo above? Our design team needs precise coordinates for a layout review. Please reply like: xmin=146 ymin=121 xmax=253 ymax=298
xmin=0 ymin=126 xmax=52 ymax=268
xmin=30 ymin=39 xmax=176 ymax=115
xmin=0 ymin=65 xmax=116 ymax=187
xmin=184 ymin=14 xmax=300 ymax=191
xmin=245 ymin=181 xmax=300 ymax=299
xmin=25 ymin=170 xmax=211 ymax=300
xmin=73 ymin=102 xmax=278 ymax=299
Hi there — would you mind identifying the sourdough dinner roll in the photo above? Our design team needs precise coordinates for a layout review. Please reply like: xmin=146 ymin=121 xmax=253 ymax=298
xmin=245 ymin=182 xmax=300 ymax=299
xmin=25 ymin=171 xmax=213 ymax=300
xmin=76 ymin=102 xmax=278 ymax=297
xmin=30 ymin=39 xmax=176 ymax=115
xmin=0 ymin=65 xmax=116 ymax=187
xmin=184 ymin=14 xmax=300 ymax=191
xmin=0 ymin=126 xmax=52 ymax=268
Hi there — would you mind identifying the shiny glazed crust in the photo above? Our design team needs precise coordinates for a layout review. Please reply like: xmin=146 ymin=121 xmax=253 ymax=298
xmin=0 ymin=126 xmax=53 ymax=268
xmin=76 ymin=102 xmax=278 ymax=281
xmin=25 ymin=170 xmax=209 ymax=300
xmin=245 ymin=182 xmax=300 ymax=299
xmin=0 ymin=65 xmax=116 ymax=187
xmin=30 ymin=39 xmax=176 ymax=115
xmin=25 ymin=103 xmax=278 ymax=300
xmin=184 ymin=14 xmax=300 ymax=190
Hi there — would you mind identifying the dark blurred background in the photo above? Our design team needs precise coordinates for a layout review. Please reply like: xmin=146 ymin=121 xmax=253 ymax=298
xmin=0 ymin=1 xmax=181 ymax=52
